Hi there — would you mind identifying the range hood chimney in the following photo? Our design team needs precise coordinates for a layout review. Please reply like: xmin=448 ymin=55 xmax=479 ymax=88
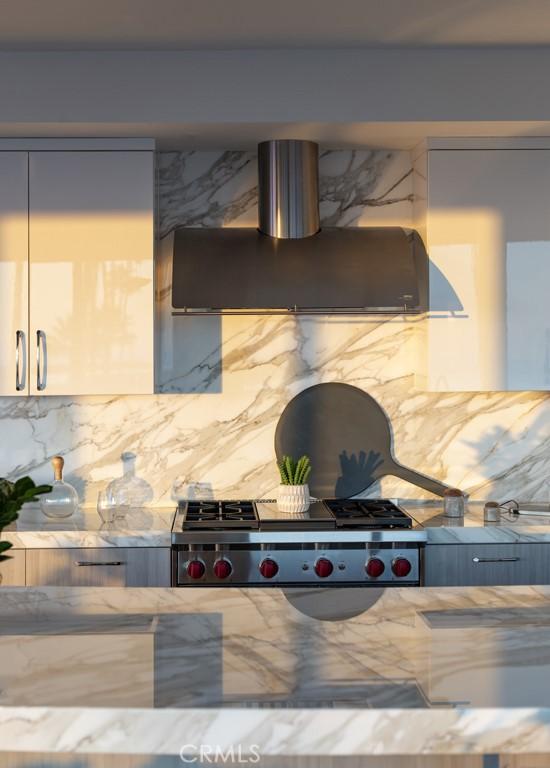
xmin=169 ymin=140 xmax=429 ymax=315
xmin=258 ymin=140 xmax=320 ymax=239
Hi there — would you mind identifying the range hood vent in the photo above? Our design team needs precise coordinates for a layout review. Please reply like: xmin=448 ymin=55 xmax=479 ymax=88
xmin=258 ymin=139 xmax=320 ymax=239
xmin=170 ymin=140 xmax=428 ymax=316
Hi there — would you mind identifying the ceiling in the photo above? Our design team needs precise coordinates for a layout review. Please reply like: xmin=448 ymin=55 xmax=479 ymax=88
xmin=3 ymin=0 xmax=550 ymax=49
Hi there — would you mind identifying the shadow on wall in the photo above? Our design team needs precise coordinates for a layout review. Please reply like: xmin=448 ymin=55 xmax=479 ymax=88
xmin=464 ymin=406 xmax=550 ymax=500
xmin=157 ymin=315 xmax=223 ymax=394
xmin=335 ymin=449 xmax=384 ymax=497
xmin=155 ymin=230 xmax=223 ymax=394
xmin=429 ymin=259 xmax=464 ymax=312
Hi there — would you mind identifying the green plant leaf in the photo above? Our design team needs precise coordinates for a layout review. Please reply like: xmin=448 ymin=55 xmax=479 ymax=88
xmin=0 ymin=476 xmax=52 ymax=569
xmin=284 ymin=456 xmax=295 ymax=485
xmin=13 ymin=476 xmax=36 ymax=497
xmin=277 ymin=454 xmax=311 ymax=486
xmin=278 ymin=459 xmax=289 ymax=484
xmin=298 ymin=456 xmax=311 ymax=484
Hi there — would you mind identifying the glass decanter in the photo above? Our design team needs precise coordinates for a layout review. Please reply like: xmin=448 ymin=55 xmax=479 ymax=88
xmin=40 ymin=456 xmax=79 ymax=519
xmin=105 ymin=452 xmax=153 ymax=517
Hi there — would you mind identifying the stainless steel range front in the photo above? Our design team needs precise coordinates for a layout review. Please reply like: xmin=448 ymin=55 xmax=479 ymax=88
xmin=171 ymin=499 xmax=426 ymax=587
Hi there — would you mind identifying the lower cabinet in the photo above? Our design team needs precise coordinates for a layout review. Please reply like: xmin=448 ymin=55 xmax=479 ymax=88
xmin=424 ymin=543 xmax=550 ymax=586
xmin=26 ymin=547 xmax=170 ymax=587
xmin=0 ymin=550 xmax=26 ymax=586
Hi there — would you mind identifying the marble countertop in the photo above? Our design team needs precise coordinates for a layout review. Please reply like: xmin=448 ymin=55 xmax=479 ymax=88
xmin=406 ymin=500 xmax=550 ymax=543
xmin=2 ymin=584 xmax=550 ymax=757
xmin=2 ymin=505 xmax=174 ymax=548
xmin=4 ymin=499 xmax=550 ymax=549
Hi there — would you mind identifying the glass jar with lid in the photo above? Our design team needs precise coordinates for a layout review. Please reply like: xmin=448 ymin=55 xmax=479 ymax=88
xmin=443 ymin=488 xmax=465 ymax=518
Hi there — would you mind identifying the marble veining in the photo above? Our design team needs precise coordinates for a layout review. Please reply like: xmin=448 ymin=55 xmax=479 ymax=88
xmin=1 ymin=706 xmax=550 ymax=757
xmin=2 ymin=585 xmax=550 ymax=755
xmin=0 ymin=149 xmax=548 ymax=507
xmin=157 ymin=149 xmax=413 ymax=236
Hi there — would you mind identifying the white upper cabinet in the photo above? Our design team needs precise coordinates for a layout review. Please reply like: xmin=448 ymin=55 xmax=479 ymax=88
xmin=419 ymin=146 xmax=550 ymax=391
xmin=0 ymin=145 xmax=154 ymax=396
xmin=0 ymin=153 xmax=29 ymax=396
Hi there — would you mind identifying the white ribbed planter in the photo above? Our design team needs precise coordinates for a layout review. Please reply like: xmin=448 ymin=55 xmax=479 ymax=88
xmin=277 ymin=484 xmax=310 ymax=515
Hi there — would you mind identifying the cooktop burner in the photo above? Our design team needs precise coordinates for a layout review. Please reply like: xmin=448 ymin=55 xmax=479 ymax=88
xmin=324 ymin=499 xmax=412 ymax=529
xmin=182 ymin=500 xmax=259 ymax=529
xmin=178 ymin=498 xmax=412 ymax=531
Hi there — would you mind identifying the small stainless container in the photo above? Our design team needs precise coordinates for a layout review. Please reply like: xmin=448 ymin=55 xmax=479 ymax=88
xmin=443 ymin=488 xmax=465 ymax=518
xmin=484 ymin=501 xmax=501 ymax=523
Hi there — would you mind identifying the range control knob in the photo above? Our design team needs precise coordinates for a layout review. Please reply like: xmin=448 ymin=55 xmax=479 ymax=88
xmin=259 ymin=558 xmax=279 ymax=579
xmin=392 ymin=557 xmax=412 ymax=578
xmin=314 ymin=557 xmax=334 ymax=578
xmin=365 ymin=557 xmax=385 ymax=578
xmin=187 ymin=560 xmax=205 ymax=580
xmin=213 ymin=559 xmax=233 ymax=579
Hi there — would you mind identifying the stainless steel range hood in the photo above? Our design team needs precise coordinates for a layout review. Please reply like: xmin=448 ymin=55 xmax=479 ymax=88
xmin=170 ymin=140 xmax=428 ymax=315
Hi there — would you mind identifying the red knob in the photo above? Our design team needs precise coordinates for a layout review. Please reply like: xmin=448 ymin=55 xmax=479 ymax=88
xmin=365 ymin=557 xmax=385 ymax=578
xmin=213 ymin=559 xmax=233 ymax=579
xmin=392 ymin=557 xmax=412 ymax=577
xmin=314 ymin=557 xmax=334 ymax=578
xmin=187 ymin=560 xmax=205 ymax=580
xmin=259 ymin=558 xmax=279 ymax=579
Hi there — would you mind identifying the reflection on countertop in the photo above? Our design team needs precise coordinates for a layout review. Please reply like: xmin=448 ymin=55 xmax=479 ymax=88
xmin=2 ymin=504 xmax=174 ymax=548
xmin=1 ymin=584 xmax=550 ymax=757
xmin=403 ymin=499 xmax=550 ymax=543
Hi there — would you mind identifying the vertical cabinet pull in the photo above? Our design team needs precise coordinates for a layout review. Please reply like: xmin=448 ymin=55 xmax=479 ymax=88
xmin=15 ymin=330 xmax=26 ymax=391
xmin=36 ymin=329 xmax=46 ymax=391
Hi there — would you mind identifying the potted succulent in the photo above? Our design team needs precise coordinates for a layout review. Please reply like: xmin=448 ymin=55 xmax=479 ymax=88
xmin=277 ymin=455 xmax=312 ymax=515
xmin=0 ymin=477 xmax=51 ymax=562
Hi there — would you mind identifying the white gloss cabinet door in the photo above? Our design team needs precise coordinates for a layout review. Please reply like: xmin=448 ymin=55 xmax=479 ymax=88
xmin=29 ymin=151 xmax=154 ymax=395
xmin=0 ymin=153 xmax=28 ymax=396
xmin=427 ymin=149 xmax=550 ymax=391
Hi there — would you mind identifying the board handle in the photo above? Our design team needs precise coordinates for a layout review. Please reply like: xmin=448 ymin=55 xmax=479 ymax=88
xmin=389 ymin=461 xmax=456 ymax=498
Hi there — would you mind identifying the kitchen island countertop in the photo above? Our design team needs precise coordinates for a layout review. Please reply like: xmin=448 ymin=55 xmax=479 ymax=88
xmin=1 ymin=584 xmax=550 ymax=759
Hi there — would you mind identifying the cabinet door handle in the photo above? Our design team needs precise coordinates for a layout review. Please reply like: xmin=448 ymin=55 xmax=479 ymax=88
xmin=74 ymin=561 xmax=125 ymax=567
xmin=36 ymin=330 xmax=46 ymax=391
xmin=15 ymin=330 xmax=26 ymax=391
xmin=472 ymin=556 xmax=520 ymax=563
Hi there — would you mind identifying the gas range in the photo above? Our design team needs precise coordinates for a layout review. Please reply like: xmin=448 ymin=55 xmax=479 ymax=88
xmin=171 ymin=498 xmax=426 ymax=587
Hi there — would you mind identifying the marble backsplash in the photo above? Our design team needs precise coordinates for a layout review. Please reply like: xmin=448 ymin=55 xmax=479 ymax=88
xmin=0 ymin=149 xmax=548 ymax=505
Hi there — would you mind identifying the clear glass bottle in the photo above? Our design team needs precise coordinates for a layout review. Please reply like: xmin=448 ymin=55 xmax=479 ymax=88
xmin=105 ymin=452 xmax=153 ymax=517
xmin=40 ymin=456 xmax=79 ymax=519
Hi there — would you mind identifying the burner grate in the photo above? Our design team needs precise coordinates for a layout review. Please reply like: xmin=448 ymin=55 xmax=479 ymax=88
xmin=325 ymin=499 xmax=412 ymax=529
xmin=182 ymin=500 xmax=259 ymax=529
